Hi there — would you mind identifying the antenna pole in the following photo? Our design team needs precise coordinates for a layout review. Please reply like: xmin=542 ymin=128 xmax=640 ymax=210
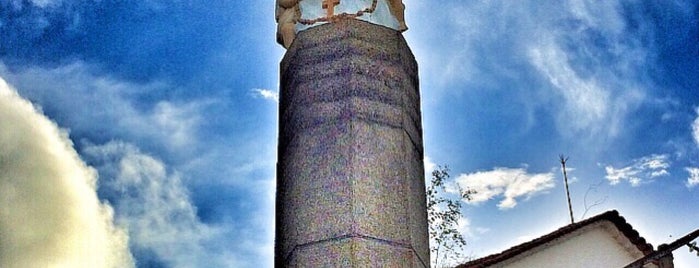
xmin=560 ymin=155 xmax=574 ymax=224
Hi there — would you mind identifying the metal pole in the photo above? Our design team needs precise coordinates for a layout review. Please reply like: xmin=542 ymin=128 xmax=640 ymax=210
xmin=560 ymin=155 xmax=574 ymax=224
xmin=624 ymin=228 xmax=699 ymax=268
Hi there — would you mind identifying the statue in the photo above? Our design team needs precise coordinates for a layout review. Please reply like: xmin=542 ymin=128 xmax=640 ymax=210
xmin=275 ymin=0 xmax=407 ymax=49
xmin=276 ymin=0 xmax=300 ymax=49
xmin=387 ymin=0 xmax=407 ymax=32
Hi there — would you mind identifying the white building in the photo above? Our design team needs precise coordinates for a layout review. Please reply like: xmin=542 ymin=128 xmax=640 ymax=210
xmin=459 ymin=210 xmax=673 ymax=268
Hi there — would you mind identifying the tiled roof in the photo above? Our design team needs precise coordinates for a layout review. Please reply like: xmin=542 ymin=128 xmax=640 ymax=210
xmin=457 ymin=210 xmax=654 ymax=268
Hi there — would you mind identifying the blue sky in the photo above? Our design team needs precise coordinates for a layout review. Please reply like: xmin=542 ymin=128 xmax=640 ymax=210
xmin=0 ymin=0 xmax=697 ymax=267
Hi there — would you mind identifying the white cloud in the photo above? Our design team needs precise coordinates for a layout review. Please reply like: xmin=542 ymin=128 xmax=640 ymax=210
xmin=692 ymin=108 xmax=699 ymax=147
xmin=83 ymin=141 xmax=240 ymax=267
xmin=0 ymin=77 xmax=134 ymax=267
xmin=566 ymin=0 xmax=625 ymax=35
xmin=251 ymin=88 xmax=279 ymax=102
xmin=29 ymin=0 xmax=61 ymax=8
xmin=456 ymin=217 xmax=472 ymax=238
xmin=686 ymin=167 xmax=699 ymax=188
xmin=6 ymin=0 xmax=62 ymax=9
xmin=456 ymin=216 xmax=490 ymax=240
xmin=528 ymin=43 xmax=609 ymax=130
xmin=526 ymin=35 xmax=646 ymax=139
xmin=424 ymin=155 xmax=438 ymax=185
xmin=409 ymin=0 xmax=648 ymax=139
xmin=604 ymin=154 xmax=671 ymax=186
xmin=0 ymin=60 xmax=277 ymax=268
xmin=455 ymin=167 xmax=555 ymax=209
xmin=424 ymin=155 xmax=437 ymax=175
xmin=0 ymin=62 xmax=205 ymax=152
xmin=147 ymin=101 xmax=202 ymax=148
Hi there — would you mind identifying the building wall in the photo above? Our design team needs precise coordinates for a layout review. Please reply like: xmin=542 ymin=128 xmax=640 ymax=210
xmin=494 ymin=222 xmax=655 ymax=268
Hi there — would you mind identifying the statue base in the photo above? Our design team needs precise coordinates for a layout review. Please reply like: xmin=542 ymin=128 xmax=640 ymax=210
xmin=275 ymin=19 xmax=429 ymax=267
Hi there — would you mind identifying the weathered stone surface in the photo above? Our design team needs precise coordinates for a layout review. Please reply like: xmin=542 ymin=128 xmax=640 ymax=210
xmin=276 ymin=19 xmax=428 ymax=267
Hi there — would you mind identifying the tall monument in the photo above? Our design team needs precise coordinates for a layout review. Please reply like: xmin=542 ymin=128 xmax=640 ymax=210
xmin=275 ymin=0 xmax=429 ymax=266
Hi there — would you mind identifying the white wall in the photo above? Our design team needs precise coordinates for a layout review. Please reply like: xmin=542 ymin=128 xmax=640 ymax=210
xmin=494 ymin=222 xmax=654 ymax=268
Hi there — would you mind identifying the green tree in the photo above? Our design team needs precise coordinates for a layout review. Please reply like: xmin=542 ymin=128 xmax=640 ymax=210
xmin=427 ymin=166 xmax=475 ymax=268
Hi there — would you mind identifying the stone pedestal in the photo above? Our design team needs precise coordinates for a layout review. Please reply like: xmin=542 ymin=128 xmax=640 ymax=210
xmin=276 ymin=19 xmax=429 ymax=267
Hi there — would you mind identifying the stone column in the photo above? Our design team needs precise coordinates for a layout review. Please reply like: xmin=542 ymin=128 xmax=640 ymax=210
xmin=275 ymin=19 xmax=429 ymax=267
